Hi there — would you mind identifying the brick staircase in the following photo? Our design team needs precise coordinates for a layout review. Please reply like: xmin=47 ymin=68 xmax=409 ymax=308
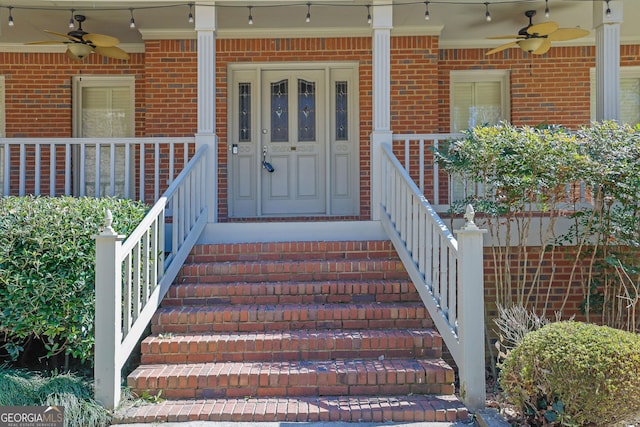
xmin=114 ymin=240 xmax=469 ymax=424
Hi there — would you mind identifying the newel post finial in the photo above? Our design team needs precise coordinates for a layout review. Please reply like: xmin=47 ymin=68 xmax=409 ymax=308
xmin=463 ymin=204 xmax=480 ymax=230
xmin=101 ymin=209 xmax=117 ymax=236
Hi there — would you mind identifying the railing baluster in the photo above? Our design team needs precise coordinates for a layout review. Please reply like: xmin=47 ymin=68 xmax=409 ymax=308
xmin=4 ymin=144 xmax=10 ymax=196
xmin=139 ymin=142 xmax=145 ymax=203
xmin=124 ymin=143 xmax=131 ymax=199
xmin=154 ymin=142 xmax=160 ymax=201
xmin=123 ymin=253 xmax=132 ymax=334
xmin=49 ymin=143 xmax=55 ymax=196
xmin=110 ymin=143 xmax=116 ymax=197
xmin=169 ymin=142 xmax=175 ymax=186
xmin=419 ymin=138 xmax=425 ymax=194
xmin=65 ymin=143 xmax=71 ymax=196
xmin=80 ymin=144 xmax=86 ymax=197
xmin=95 ymin=143 xmax=101 ymax=197
xmin=19 ymin=144 xmax=26 ymax=196
xmin=35 ymin=144 xmax=41 ymax=196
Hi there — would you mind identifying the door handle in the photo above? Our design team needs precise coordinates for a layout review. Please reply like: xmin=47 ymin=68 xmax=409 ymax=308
xmin=262 ymin=146 xmax=275 ymax=173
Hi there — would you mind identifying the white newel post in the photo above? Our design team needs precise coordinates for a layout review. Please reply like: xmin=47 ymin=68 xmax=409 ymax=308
xmin=454 ymin=205 xmax=487 ymax=412
xmin=94 ymin=210 xmax=125 ymax=410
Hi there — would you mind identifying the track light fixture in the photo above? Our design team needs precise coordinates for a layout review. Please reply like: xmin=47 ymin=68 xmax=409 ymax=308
xmin=188 ymin=3 xmax=194 ymax=24
xmin=484 ymin=2 xmax=491 ymax=22
xmin=248 ymin=6 xmax=254 ymax=25
xmin=424 ymin=1 xmax=430 ymax=21
xmin=366 ymin=5 xmax=371 ymax=24
xmin=8 ymin=6 xmax=14 ymax=27
xmin=129 ymin=8 xmax=136 ymax=28
xmin=305 ymin=3 xmax=311 ymax=23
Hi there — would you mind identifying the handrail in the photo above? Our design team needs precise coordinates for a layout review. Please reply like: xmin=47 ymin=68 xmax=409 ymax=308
xmin=94 ymin=144 xmax=208 ymax=409
xmin=379 ymin=142 xmax=486 ymax=412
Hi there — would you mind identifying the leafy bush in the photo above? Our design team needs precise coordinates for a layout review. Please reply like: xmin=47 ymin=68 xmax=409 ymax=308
xmin=0 ymin=367 xmax=110 ymax=426
xmin=500 ymin=321 xmax=640 ymax=426
xmin=0 ymin=196 xmax=147 ymax=368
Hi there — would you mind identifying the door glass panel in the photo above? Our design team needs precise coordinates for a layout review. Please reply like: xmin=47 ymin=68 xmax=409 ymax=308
xmin=271 ymin=79 xmax=289 ymax=142
xmin=239 ymin=83 xmax=251 ymax=142
xmin=298 ymin=79 xmax=316 ymax=142
xmin=335 ymin=81 xmax=348 ymax=141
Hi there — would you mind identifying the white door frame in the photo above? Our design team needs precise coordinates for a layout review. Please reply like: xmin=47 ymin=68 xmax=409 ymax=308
xmin=227 ymin=61 xmax=359 ymax=218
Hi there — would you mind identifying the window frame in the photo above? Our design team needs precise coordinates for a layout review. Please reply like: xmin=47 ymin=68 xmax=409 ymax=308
xmin=590 ymin=66 xmax=640 ymax=126
xmin=449 ymin=69 xmax=511 ymax=133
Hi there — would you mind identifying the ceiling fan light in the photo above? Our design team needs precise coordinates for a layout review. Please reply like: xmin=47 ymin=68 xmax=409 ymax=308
xmin=68 ymin=43 xmax=93 ymax=59
xmin=518 ymin=38 xmax=544 ymax=53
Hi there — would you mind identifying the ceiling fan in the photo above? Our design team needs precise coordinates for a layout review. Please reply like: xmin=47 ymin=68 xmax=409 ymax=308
xmin=486 ymin=10 xmax=589 ymax=56
xmin=27 ymin=14 xmax=130 ymax=61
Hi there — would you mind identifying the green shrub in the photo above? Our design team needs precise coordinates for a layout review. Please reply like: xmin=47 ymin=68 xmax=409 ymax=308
xmin=0 ymin=196 xmax=147 ymax=368
xmin=500 ymin=321 xmax=640 ymax=426
xmin=0 ymin=367 xmax=110 ymax=426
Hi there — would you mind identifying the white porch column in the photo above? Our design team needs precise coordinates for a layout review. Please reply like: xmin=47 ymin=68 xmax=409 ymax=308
xmin=594 ymin=0 xmax=623 ymax=122
xmin=195 ymin=1 xmax=218 ymax=222
xmin=370 ymin=1 xmax=392 ymax=221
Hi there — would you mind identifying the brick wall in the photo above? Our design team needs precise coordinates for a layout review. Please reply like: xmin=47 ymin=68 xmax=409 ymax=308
xmin=2 ymin=40 xmax=640 ymax=212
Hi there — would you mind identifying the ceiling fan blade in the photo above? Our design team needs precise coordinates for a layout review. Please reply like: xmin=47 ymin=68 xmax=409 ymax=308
xmin=486 ymin=35 xmax=526 ymax=40
xmin=94 ymin=46 xmax=130 ymax=60
xmin=486 ymin=41 xmax=518 ymax=56
xmin=84 ymin=33 xmax=120 ymax=47
xmin=548 ymin=27 xmax=590 ymax=41
xmin=527 ymin=21 xmax=559 ymax=37
xmin=532 ymin=39 xmax=552 ymax=55
xmin=44 ymin=30 xmax=81 ymax=42
xmin=26 ymin=40 xmax=68 ymax=45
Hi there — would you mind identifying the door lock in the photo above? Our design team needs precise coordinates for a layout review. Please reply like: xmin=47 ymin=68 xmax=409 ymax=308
xmin=262 ymin=146 xmax=275 ymax=173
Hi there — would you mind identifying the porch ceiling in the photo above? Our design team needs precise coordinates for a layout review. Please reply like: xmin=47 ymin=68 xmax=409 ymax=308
xmin=0 ymin=0 xmax=638 ymax=50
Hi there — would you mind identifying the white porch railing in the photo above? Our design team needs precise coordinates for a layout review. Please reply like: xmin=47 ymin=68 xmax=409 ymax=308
xmin=0 ymin=137 xmax=194 ymax=201
xmin=379 ymin=142 xmax=487 ymax=412
xmin=391 ymin=133 xmax=592 ymax=210
xmin=93 ymin=145 xmax=208 ymax=409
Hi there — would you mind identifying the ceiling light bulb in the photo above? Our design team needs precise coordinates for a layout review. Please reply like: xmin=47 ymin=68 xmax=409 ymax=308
xmin=367 ymin=6 xmax=371 ymax=24
xmin=305 ymin=3 xmax=311 ymax=23
xmin=248 ymin=6 xmax=253 ymax=25
xmin=129 ymin=9 xmax=136 ymax=29
xmin=69 ymin=9 xmax=75 ymax=28
xmin=605 ymin=0 xmax=611 ymax=17
xmin=188 ymin=4 xmax=194 ymax=24
xmin=424 ymin=1 xmax=430 ymax=21
xmin=485 ymin=2 xmax=491 ymax=22
xmin=544 ymin=0 xmax=550 ymax=18
xmin=8 ymin=7 xmax=14 ymax=27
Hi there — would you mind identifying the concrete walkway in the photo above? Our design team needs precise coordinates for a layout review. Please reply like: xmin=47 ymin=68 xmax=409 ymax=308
xmin=117 ymin=422 xmax=477 ymax=427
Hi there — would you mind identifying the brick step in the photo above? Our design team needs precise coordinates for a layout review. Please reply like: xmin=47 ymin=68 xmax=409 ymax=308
xmin=162 ymin=280 xmax=422 ymax=307
xmin=113 ymin=395 xmax=470 ymax=424
xmin=127 ymin=358 xmax=455 ymax=400
xmin=185 ymin=241 xmax=400 ymax=264
xmin=140 ymin=329 xmax=443 ymax=364
xmin=150 ymin=302 xmax=433 ymax=334
xmin=177 ymin=258 xmax=409 ymax=284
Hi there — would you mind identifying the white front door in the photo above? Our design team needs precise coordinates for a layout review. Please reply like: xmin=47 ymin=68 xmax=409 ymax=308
xmin=228 ymin=63 xmax=359 ymax=218
xmin=260 ymin=70 xmax=326 ymax=215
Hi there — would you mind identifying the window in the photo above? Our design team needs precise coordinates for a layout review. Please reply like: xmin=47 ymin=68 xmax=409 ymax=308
xmin=590 ymin=67 xmax=640 ymax=126
xmin=449 ymin=70 xmax=510 ymax=203
xmin=72 ymin=76 xmax=135 ymax=197
xmin=450 ymin=70 xmax=510 ymax=133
